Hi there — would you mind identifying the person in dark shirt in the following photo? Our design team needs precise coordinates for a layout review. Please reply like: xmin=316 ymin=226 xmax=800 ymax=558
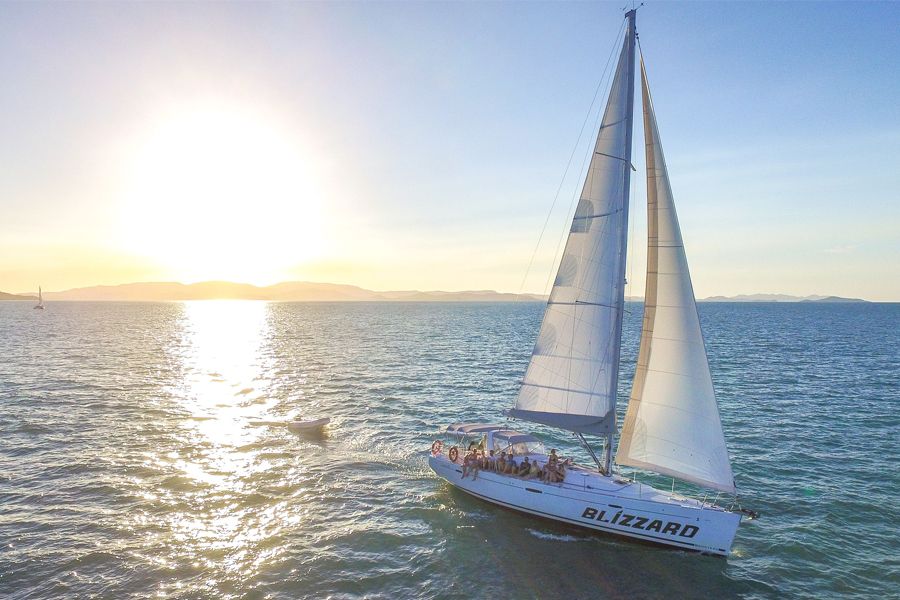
xmin=518 ymin=456 xmax=531 ymax=477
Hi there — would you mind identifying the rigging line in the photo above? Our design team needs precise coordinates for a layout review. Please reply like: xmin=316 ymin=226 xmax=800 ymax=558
xmin=542 ymin=16 xmax=631 ymax=299
xmin=542 ymin=99 xmax=604 ymax=298
xmin=513 ymin=21 xmax=626 ymax=301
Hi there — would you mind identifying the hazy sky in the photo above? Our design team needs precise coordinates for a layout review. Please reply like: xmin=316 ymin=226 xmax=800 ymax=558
xmin=1 ymin=1 xmax=898 ymax=300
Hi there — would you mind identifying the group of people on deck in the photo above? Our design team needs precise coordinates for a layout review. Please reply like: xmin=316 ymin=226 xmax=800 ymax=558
xmin=460 ymin=447 xmax=570 ymax=483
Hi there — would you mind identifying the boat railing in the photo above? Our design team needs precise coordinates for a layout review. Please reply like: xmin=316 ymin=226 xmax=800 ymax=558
xmin=624 ymin=470 xmax=734 ymax=512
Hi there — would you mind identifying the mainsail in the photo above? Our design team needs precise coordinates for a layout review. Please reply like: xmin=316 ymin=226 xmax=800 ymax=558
xmin=616 ymin=57 xmax=735 ymax=493
xmin=510 ymin=11 xmax=637 ymax=435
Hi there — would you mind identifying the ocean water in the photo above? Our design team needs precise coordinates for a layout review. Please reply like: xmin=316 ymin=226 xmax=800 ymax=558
xmin=1 ymin=301 xmax=897 ymax=599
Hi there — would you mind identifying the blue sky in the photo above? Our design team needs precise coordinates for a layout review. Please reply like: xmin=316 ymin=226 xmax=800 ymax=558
xmin=0 ymin=1 xmax=898 ymax=299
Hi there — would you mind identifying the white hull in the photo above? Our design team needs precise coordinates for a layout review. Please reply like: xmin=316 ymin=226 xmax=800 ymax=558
xmin=287 ymin=417 xmax=330 ymax=432
xmin=429 ymin=454 xmax=741 ymax=556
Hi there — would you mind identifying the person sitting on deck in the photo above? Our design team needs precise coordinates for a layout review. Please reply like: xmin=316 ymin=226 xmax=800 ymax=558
xmin=539 ymin=449 xmax=557 ymax=482
xmin=461 ymin=449 xmax=477 ymax=479
xmin=486 ymin=450 xmax=496 ymax=472
xmin=542 ymin=461 xmax=556 ymax=483
xmin=529 ymin=459 xmax=541 ymax=479
xmin=518 ymin=456 xmax=531 ymax=477
xmin=503 ymin=454 xmax=516 ymax=475
xmin=540 ymin=463 xmax=553 ymax=482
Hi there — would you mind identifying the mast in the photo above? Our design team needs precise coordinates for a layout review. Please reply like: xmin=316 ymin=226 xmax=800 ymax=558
xmin=604 ymin=7 xmax=637 ymax=473
xmin=510 ymin=10 xmax=637 ymax=459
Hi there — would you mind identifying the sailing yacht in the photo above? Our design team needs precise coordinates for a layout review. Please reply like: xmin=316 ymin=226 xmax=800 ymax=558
xmin=428 ymin=10 xmax=755 ymax=556
xmin=33 ymin=286 xmax=44 ymax=310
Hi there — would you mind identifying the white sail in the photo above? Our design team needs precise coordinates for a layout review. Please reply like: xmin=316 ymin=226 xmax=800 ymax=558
xmin=616 ymin=57 xmax=735 ymax=493
xmin=510 ymin=12 xmax=637 ymax=435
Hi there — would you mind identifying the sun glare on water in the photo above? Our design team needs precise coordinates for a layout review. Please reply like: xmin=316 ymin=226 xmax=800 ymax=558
xmin=120 ymin=103 xmax=325 ymax=284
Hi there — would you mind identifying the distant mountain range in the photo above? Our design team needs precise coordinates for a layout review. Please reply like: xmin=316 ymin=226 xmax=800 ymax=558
xmin=4 ymin=281 xmax=545 ymax=302
xmin=0 ymin=291 xmax=36 ymax=301
xmin=700 ymin=294 xmax=868 ymax=303
xmin=0 ymin=282 xmax=870 ymax=303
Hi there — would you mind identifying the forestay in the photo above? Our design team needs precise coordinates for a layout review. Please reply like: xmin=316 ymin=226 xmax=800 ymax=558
xmin=616 ymin=57 xmax=735 ymax=494
xmin=510 ymin=13 xmax=637 ymax=435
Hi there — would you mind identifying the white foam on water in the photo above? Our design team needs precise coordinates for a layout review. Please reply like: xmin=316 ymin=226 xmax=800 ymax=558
xmin=526 ymin=528 xmax=583 ymax=542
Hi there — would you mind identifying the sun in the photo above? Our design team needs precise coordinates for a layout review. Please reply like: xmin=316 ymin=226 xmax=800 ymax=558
xmin=119 ymin=102 xmax=325 ymax=284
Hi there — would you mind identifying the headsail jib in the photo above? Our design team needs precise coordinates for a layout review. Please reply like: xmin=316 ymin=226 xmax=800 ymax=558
xmin=615 ymin=56 xmax=736 ymax=494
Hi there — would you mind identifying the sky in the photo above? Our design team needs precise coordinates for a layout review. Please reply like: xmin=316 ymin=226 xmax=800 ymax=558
xmin=1 ymin=1 xmax=898 ymax=300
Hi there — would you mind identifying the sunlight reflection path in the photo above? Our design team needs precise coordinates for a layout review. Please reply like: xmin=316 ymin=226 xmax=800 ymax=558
xmin=141 ymin=301 xmax=299 ymax=597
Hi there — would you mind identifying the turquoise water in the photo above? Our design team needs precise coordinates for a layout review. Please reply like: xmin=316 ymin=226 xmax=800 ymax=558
xmin=1 ymin=301 xmax=897 ymax=599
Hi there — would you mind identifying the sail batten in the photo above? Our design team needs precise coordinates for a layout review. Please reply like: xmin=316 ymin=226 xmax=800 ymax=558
xmin=511 ymin=12 xmax=637 ymax=435
xmin=615 ymin=56 xmax=735 ymax=494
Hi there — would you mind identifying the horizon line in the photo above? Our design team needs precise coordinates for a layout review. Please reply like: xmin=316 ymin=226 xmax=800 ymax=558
xmin=1 ymin=278 xmax=883 ymax=302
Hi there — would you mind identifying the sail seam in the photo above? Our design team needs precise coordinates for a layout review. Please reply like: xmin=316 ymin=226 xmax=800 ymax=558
xmin=640 ymin=335 xmax=706 ymax=344
xmin=520 ymin=382 xmax=609 ymax=397
xmin=528 ymin=353 xmax=609 ymax=362
xmin=547 ymin=300 xmax=618 ymax=309
xmin=641 ymin=368 xmax=698 ymax=379
xmin=630 ymin=400 xmax=720 ymax=417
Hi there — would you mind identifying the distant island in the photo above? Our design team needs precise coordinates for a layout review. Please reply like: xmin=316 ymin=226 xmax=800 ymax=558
xmin=0 ymin=282 xmax=871 ymax=303
xmin=700 ymin=293 xmax=868 ymax=303
xmin=0 ymin=291 xmax=36 ymax=301
xmin=1 ymin=281 xmax=546 ymax=302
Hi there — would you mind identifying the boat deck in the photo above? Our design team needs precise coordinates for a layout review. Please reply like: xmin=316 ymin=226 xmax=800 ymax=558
xmin=444 ymin=452 xmax=729 ymax=514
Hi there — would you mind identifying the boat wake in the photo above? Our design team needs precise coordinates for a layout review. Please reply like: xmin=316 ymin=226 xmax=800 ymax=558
xmin=526 ymin=529 xmax=584 ymax=543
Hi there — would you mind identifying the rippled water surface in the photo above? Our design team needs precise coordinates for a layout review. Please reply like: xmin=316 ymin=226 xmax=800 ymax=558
xmin=1 ymin=301 xmax=898 ymax=599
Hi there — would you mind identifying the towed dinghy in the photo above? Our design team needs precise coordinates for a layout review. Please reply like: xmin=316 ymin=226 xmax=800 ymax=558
xmin=287 ymin=417 xmax=330 ymax=433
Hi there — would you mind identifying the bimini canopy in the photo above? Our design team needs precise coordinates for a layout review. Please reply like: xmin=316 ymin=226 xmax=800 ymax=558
xmin=491 ymin=430 xmax=540 ymax=447
xmin=491 ymin=429 xmax=544 ymax=456
xmin=445 ymin=423 xmax=503 ymax=436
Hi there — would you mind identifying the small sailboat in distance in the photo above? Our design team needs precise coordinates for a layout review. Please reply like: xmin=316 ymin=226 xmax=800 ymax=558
xmin=33 ymin=286 xmax=45 ymax=310
xmin=429 ymin=9 xmax=756 ymax=556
